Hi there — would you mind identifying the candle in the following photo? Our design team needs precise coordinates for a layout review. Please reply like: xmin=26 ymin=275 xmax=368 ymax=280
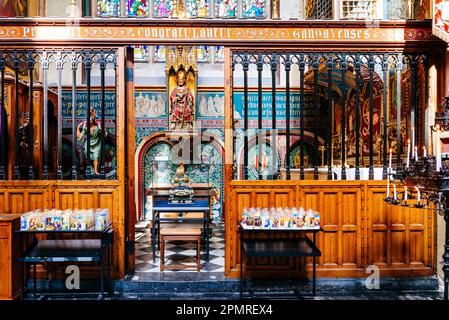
xmin=423 ymin=146 xmax=426 ymax=158
xmin=414 ymin=146 xmax=418 ymax=161
xmin=404 ymin=186 xmax=408 ymax=201
xmin=415 ymin=186 xmax=420 ymax=203
xmin=406 ymin=139 xmax=410 ymax=167
xmin=411 ymin=127 xmax=415 ymax=158
xmin=393 ymin=184 xmax=397 ymax=200
xmin=389 ymin=148 xmax=392 ymax=172
xmin=436 ymin=126 xmax=442 ymax=171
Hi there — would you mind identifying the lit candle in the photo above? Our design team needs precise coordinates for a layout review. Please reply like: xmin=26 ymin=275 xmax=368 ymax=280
xmin=415 ymin=186 xmax=421 ymax=203
xmin=436 ymin=125 xmax=442 ymax=171
xmin=406 ymin=139 xmax=410 ymax=167
xmin=404 ymin=186 xmax=408 ymax=201
xmin=411 ymin=127 xmax=415 ymax=158
xmin=393 ymin=184 xmax=397 ymax=200
xmin=414 ymin=146 xmax=418 ymax=161
xmin=423 ymin=146 xmax=426 ymax=158
xmin=389 ymin=148 xmax=392 ymax=172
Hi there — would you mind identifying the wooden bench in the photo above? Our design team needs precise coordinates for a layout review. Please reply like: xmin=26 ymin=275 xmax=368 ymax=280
xmin=160 ymin=228 xmax=201 ymax=272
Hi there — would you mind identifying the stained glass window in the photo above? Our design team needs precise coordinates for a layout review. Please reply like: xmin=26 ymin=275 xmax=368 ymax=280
xmin=186 ymin=0 xmax=210 ymax=17
xmin=305 ymin=0 xmax=333 ymax=19
xmin=341 ymin=0 xmax=376 ymax=19
xmin=134 ymin=45 xmax=151 ymax=62
xmin=215 ymin=0 xmax=237 ymax=18
xmin=153 ymin=45 xmax=166 ymax=62
xmin=214 ymin=46 xmax=225 ymax=63
xmin=128 ymin=0 xmax=149 ymax=17
xmin=197 ymin=46 xmax=211 ymax=62
xmin=98 ymin=0 xmax=120 ymax=17
xmin=153 ymin=0 xmax=174 ymax=17
xmin=243 ymin=0 xmax=265 ymax=18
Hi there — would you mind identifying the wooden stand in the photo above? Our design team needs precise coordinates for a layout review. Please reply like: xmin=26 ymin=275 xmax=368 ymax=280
xmin=160 ymin=228 xmax=201 ymax=272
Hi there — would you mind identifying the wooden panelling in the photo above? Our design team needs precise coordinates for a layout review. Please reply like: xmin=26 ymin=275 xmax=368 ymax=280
xmin=0 ymin=215 xmax=20 ymax=300
xmin=0 ymin=181 xmax=124 ymax=279
xmin=225 ymin=180 xmax=435 ymax=278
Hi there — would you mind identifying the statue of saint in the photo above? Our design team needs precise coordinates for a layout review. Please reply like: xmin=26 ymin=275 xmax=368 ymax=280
xmin=169 ymin=70 xmax=194 ymax=131
xmin=77 ymin=109 xmax=107 ymax=175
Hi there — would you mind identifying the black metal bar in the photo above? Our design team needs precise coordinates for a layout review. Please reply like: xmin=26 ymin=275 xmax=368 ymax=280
xmin=13 ymin=54 xmax=20 ymax=180
xmin=410 ymin=56 xmax=416 ymax=155
xmin=71 ymin=54 xmax=78 ymax=180
xmin=243 ymin=53 xmax=249 ymax=180
xmin=355 ymin=54 xmax=361 ymax=180
xmin=271 ymin=53 xmax=277 ymax=180
xmin=42 ymin=53 xmax=49 ymax=179
xmin=313 ymin=55 xmax=318 ymax=180
xmin=382 ymin=54 xmax=388 ymax=180
xmin=326 ymin=55 xmax=333 ymax=180
xmin=443 ymin=199 xmax=449 ymax=300
xmin=368 ymin=54 xmax=374 ymax=180
xmin=85 ymin=52 xmax=92 ymax=178
xmin=396 ymin=54 xmax=403 ymax=176
xmin=299 ymin=54 xmax=305 ymax=180
xmin=412 ymin=56 xmax=420 ymax=151
xmin=257 ymin=54 xmax=263 ymax=180
xmin=0 ymin=55 xmax=6 ymax=180
xmin=285 ymin=54 xmax=291 ymax=180
xmin=100 ymin=52 xmax=106 ymax=178
xmin=27 ymin=53 xmax=35 ymax=180
xmin=341 ymin=54 xmax=347 ymax=180
xmin=57 ymin=53 xmax=63 ymax=179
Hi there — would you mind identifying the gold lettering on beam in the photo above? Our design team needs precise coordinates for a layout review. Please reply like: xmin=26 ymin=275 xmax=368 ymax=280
xmin=0 ymin=26 xmax=433 ymax=42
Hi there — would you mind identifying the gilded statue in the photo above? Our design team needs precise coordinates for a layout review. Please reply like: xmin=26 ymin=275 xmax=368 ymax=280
xmin=169 ymin=70 xmax=194 ymax=131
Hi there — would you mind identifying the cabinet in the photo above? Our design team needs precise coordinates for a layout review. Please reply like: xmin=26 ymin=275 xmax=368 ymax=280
xmin=0 ymin=214 xmax=21 ymax=300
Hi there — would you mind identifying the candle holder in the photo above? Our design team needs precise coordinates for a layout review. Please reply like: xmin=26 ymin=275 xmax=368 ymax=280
xmin=384 ymin=95 xmax=449 ymax=300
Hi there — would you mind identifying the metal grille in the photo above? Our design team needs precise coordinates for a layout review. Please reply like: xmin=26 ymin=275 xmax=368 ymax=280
xmin=306 ymin=0 xmax=334 ymax=19
xmin=341 ymin=0 xmax=377 ymax=19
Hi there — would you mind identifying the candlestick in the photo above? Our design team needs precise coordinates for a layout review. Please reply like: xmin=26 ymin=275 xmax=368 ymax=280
xmin=414 ymin=146 xmax=418 ymax=161
xmin=415 ymin=186 xmax=420 ymax=203
xmin=406 ymin=139 xmax=410 ymax=167
xmin=393 ymin=184 xmax=397 ymax=200
xmin=423 ymin=146 xmax=426 ymax=158
xmin=411 ymin=127 xmax=415 ymax=158
xmin=404 ymin=186 xmax=408 ymax=201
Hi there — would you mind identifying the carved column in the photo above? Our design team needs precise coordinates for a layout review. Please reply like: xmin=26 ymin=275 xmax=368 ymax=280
xmin=271 ymin=0 xmax=280 ymax=19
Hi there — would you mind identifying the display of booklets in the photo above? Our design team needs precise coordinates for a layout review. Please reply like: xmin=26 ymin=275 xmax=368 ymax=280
xmin=240 ymin=207 xmax=320 ymax=230
xmin=20 ymin=208 xmax=110 ymax=231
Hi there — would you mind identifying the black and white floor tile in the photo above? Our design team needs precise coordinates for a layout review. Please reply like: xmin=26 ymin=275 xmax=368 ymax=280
xmin=134 ymin=222 xmax=225 ymax=273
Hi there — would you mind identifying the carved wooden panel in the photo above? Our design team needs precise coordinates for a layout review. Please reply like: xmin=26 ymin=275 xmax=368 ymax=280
xmin=226 ymin=181 xmax=435 ymax=278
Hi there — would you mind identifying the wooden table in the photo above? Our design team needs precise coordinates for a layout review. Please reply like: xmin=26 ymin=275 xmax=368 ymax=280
xmin=152 ymin=199 xmax=211 ymax=261
xmin=160 ymin=228 xmax=201 ymax=272
xmin=239 ymin=223 xmax=323 ymax=299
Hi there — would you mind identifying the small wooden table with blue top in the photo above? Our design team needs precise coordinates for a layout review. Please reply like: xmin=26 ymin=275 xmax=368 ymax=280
xmin=151 ymin=198 xmax=211 ymax=261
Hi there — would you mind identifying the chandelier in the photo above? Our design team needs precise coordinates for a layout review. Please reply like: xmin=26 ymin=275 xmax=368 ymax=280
xmin=384 ymin=95 xmax=449 ymax=300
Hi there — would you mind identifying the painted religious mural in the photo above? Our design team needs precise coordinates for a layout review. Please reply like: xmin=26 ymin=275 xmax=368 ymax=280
xmin=0 ymin=0 xmax=27 ymax=17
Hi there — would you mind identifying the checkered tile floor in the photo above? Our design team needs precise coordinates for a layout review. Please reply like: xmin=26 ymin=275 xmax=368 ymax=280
xmin=134 ymin=223 xmax=225 ymax=273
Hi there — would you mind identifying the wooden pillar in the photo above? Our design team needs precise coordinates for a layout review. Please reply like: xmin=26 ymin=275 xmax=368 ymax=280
xmin=224 ymin=47 xmax=233 ymax=273
xmin=125 ymin=46 xmax=136 ymax=274
xmin=117 ymin=46 xmax=127 ymax=277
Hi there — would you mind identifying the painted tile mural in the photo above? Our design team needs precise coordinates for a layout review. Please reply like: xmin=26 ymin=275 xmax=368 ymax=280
xmin=135 ymin=90 xmax=225 ymax=221
xmin=135 ymin=91 xmax=166 ymax=118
